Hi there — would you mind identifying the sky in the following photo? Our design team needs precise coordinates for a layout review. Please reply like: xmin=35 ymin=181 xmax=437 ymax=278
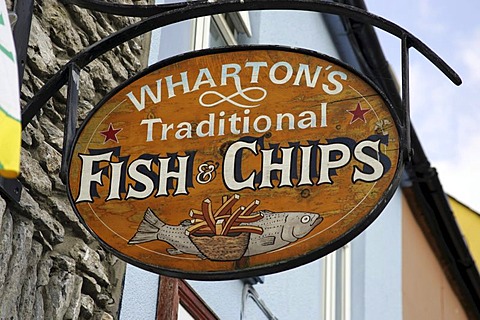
xmin=366 ymin=0 xmax=480 ymax=213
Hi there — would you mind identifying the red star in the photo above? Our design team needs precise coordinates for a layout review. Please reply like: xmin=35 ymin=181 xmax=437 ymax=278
xmin=100 ymin=123 xmax=122 ymax=143
xmin=347 ymin=102 xmax=371 ymax=124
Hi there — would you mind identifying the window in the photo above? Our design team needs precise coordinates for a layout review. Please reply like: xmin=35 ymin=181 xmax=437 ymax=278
xmin=323 ymin=244 xmax=351 ymax=320
xmin=192 ymin=12 xmax=252 ymax=49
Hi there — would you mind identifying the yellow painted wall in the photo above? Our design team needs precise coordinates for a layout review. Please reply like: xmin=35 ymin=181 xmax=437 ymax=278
xmin=402 ymin=195 xmax=468 ymax=320
xmin=448 ymin=197 xmax=480 ymax=269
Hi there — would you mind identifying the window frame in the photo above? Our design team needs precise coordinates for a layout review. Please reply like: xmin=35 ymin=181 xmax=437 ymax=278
xmin=178 ymin=280 xmax=219 ymax=320
xmin=156 ymin=277 xmax=219 ymax=320
xmin=322 ymin=244 xmax=352 ymax=320
xmin=192 ymin=11 xmax=251 ymax=49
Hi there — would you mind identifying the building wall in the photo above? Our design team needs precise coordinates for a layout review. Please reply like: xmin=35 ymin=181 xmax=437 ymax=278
xmin=402 ymin=195 xmax=467 ymax=320
xmin=449 ymin=197 xmax=480 ymax=268
xmin=0 ymin=0 xmax=150 ymax=318
xmin=238 ymin=10 xmax=338 ymax=57
xmin=187 ymin=261 xmax=324 ymax=320
xmin=350 ymin=190 xmax=403 ymax=320
xmin=119 ymin=265 xmax=159 ymax=320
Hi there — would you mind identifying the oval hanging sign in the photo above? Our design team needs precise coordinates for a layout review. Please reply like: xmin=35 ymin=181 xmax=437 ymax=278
xmin=68 ymin=46 xmax=403 ymax=279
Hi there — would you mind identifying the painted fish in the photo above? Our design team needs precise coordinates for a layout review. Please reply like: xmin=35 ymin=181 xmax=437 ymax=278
xmin=128 ymin=208 xmax=323 ymax=259
xmin=128 ymin=208 xmax=203 ymax=257
xmin=243 ymin=210 xmax=323 ymax=257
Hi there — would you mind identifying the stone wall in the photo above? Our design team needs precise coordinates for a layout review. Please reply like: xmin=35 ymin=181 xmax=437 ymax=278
xmin=1 ymin=0 xmax=150 ymax=319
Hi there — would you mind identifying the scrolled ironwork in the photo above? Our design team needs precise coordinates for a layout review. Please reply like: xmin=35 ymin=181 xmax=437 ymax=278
xmin=60 ymin=0 xmax=199 ymax=17
xmin=22 ymin=0 xmax=462 ymax=129
xmin=12 ymin=0 xmax=462 ymax=197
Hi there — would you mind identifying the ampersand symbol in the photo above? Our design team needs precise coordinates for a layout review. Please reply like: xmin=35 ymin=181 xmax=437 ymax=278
xmin=196 ymin=161 xmax=219 ymax=185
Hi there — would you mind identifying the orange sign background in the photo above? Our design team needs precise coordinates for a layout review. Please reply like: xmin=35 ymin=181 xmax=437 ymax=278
xmin=68 ymin=47 xmax=402 ymax=279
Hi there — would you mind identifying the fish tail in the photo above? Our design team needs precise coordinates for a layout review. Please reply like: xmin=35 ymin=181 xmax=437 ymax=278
xmin=128 ymin=208 xmax=166 ymax=245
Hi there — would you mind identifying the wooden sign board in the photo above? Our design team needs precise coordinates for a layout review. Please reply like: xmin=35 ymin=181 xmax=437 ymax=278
xmin=68 ymin=46 xmax=403 ymax=279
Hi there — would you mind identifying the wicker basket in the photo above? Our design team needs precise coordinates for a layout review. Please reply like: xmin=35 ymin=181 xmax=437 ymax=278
xmin=189 ymin=233 xmax=250 ymax=261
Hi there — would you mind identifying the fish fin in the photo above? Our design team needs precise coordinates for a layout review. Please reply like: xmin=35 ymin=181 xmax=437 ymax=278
xmin=259 ymin=236 xmax=276 ymax=246
xmin=256 ymin=210 xmax=272 ymax=215
xmin=167 ymin=249 xmax=206 ymax=259
xmin=167 ymin=248 xmax=182 ymax=255
xmin=143 ymin=208 xmax=166 ymax=229
xmin=128 ymin=231 xmax=157 ymax=245
xmin=128 ymin=208 xmax=164 ymax=245
xmin=180 ymin=219 xmax=193 ymax=227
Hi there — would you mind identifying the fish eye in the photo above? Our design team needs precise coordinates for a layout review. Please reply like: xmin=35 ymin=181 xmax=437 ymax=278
xmin=301 ymin=216 xmax=311 ymax=224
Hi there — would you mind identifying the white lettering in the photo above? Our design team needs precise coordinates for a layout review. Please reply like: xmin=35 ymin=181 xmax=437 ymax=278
xmin=253 ymin=115 xmax=272 ymax=133
xmin=259 ymin=147 xmax=295 ymax=188
xmin=221 ymin=63 xmax=242 ymax=86
xmin=141 ymin=118 xmax=162 ymax=142
xmin=323 ymin=71 xmax=347 ymax=95
xmin=245 ymin=61 xmax=268 ymax=83
xmin=77 ymin=152 xmax=113 ymax=203
xmin=192 ymin=68 xmax=217 ymax=91
xmin=352 ymin=140 xmax=384 ymax=182
xmin=298 ymin=145 xmax=314 ymax=186
xmin=106 ymin=162 xmax=123 ymax=201
xmin=196 ymin=113 xmax=215 ymax=137
xmin=269 ymin=61 xmax=294 ymax=84
xmin=126 ymin=159 xmax=154 ymax=199
xmin=293 ymin=64 xmax=322 ymax=87
xmin=126 ymin=80 xmax=162 ymax=111
xmin=318 ymin=144 xmax=351 ymax=184
xmin=157 ymin=156 xmax=190 ymax=196
xmin=165 ymin=71 xmax=190 ymax=98
xmin=223 ymin=140 xmax=258 ymax=191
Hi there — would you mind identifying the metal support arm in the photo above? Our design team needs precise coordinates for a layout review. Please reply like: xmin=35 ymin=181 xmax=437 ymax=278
xmin=1 ymin=0 xmax=462 ymax=205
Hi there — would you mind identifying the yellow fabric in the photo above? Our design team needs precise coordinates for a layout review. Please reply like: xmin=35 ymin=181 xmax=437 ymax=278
xmin=0 ymin=106 xmax=21 ymax=178
xmin=0 ymin=2 xmax=21 ymax=179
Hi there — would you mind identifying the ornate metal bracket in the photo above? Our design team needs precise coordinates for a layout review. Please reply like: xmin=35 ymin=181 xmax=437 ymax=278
xmin=1 ymin=0 xmax=461 ymax=204
xmin=0 ymin=0 xmax=34 ymax=203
